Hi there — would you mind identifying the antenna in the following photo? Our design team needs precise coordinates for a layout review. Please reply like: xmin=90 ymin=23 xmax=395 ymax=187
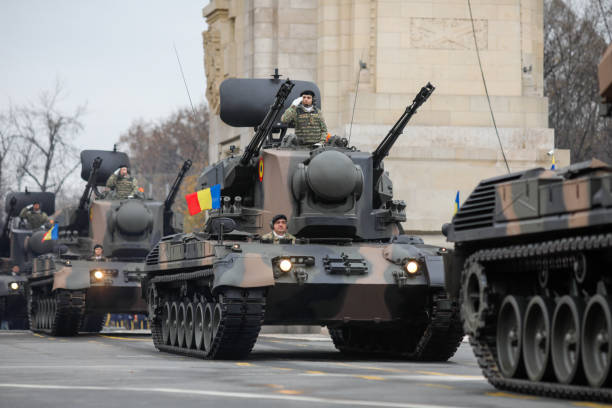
xmin=348 ymin=60 xmax=367 ymax=146
xmin=173 ymin=42 xmax=198 ymax=119
xmin=467 ymin=0 xmax=510 ymax=174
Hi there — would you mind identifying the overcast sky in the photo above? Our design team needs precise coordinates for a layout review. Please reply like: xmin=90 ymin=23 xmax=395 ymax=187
xmin=0 ymin=1 xmax=209 ymax=152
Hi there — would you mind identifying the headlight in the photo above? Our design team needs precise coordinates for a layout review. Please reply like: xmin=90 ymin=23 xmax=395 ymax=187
xmin=279 ymin=259 xmax=292 ymax=272
xmin=93 ymin=270 xmax=104 ymax=280
xmin=9 ymin=282 xmax=19 ymax=291
xmin=405 ymin=260 xmax=419 ymax=274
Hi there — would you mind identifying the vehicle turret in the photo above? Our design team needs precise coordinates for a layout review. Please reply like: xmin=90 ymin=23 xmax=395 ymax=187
xmin=197 ymin=78 xmax=432 ymax=240
xmin=51 ymin=150 xmax=188 ymax=261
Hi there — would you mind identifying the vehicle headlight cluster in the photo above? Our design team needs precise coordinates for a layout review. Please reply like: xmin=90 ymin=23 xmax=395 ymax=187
xmin=90 ymin=268 xmax=119 ymax=283
xmin=405 ymin=260 xmax=419 ymax=274
xmin=272 ymin=256 xmax=315 ymax=278
xmin=8 ymin=282 xmax=20 ymax=291
xmin=279 ymin=259 xmax=293 ymax=272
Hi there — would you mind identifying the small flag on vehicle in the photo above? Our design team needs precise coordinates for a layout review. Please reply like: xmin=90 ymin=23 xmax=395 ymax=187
xmin=185 ymin=184 xmax=221 ymax=216
xmin=551 ymin=154 xmax=556 ymax=170
xmin=41 ymin=225 xmax=58 ymax=242
xmin=454 ymin=191 xmax=460 ymax=214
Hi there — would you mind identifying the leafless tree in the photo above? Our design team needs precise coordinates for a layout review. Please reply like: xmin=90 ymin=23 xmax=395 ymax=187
xmin=119 ymin=103 xmax=209 ymax=232
xmin=544 ymin=0 xmax=612 ymax=163
xmin=10 ymin=82 xmax=83 ymax=194
xmin=0 ymin=110 xmax=17 ymax=201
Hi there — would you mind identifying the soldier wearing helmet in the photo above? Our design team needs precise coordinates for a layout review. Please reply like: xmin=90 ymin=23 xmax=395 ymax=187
xmin=106 ymin=166 xmax=138 ymax=199
xmin=18 ymin=201 xmax=49 ymax=229
xmin=281 ymin=90 xmax=327 ymax=145
xmin=261 ymin=214 xmax=296 ymax=244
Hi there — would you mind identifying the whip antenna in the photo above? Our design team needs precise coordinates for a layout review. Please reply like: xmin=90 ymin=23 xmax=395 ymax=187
xmin=173 ymin=42 xmax=198 ymax=119
xmin=467 ymin=0 xmax=510 ymax=174
xmin=348 ymin=60 xmax=367 ymax=146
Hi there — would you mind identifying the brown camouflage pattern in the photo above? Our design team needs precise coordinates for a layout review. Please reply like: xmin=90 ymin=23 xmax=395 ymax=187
xmin=147 ymin=236 xmax=446 ymax=324
xmin=447 ymin=159 xmax=612 ymax=242
xmin=280 ymin=105 xmax=327 ymax=145
xmin=30 ymin=258 xmax=147 ymax=313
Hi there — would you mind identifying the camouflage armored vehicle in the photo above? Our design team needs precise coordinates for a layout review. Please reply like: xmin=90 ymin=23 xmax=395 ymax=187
xmin=442 ymin=43 xmax=612 ymax=402
xmin=27 ymin=149 xmax=191 ymax=336
xmin=143 ymin=78 xmax=463 ymax=360
xmin=0 ymin=191 xmax=55 ymax=329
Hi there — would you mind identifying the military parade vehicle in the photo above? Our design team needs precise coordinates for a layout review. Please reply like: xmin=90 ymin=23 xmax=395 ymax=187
xmin=142 ymin=77 xmax=463 ymax=360
xmin=441 ymin=42 xmax=612 ymax=402
xmin=27 ymin=149 xmax=191 ymax=336
xmin=0 ymin=191 xmax=55 ymax=329
xmin=0 ymin=260 xmax=28 ymax=330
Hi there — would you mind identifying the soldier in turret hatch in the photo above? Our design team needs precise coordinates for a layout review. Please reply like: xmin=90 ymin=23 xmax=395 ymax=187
xmin=89 ymin=244 xmax=108 ymax=261
xmin=10 ymin=265 xmax=21 ymax=277
xmin=106 ymin=166 xmax=138 ymax=199
xmin=261 ymin=214 xmax=296 ymax=244
xmin=18 ymin=201 xmax=49 ymax=229
xmin=281 ymin=90 xmax=327 ymax=145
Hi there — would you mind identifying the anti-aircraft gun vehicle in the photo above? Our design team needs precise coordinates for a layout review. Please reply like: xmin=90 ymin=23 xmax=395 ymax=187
xmin=27 ymin=149 xmax=191 ymax=336
xmin=441 ymin=43 xmax=612 ymax=401
xmin=142 ymin=77 xmax=463 ymax=360
xmin=0 ymin=191 xmax=55 ymax=329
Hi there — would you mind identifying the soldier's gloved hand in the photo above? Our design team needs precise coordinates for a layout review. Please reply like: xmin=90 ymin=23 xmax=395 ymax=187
xmin=291 ymin=97 xmax=302 ymax=107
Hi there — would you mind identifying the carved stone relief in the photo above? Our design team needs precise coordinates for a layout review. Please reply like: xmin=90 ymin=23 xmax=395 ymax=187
xmin=411 ymin=18 xmax=488 ymax=50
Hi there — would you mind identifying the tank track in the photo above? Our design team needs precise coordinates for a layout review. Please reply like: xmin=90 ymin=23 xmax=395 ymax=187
xmin=149 ymin=272 xmax=266 ymax=360
xmin=329 ymin=291 xmax=463 ymax=361
xmin=28 ymin=289 xmax=85 ymax=336
xmin=466 ymin=232 xmax=612 ymax=402
xmin=81 ymin=313 xmax=106 ymax=333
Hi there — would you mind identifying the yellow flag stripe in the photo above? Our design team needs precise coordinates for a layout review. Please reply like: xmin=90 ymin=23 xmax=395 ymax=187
xmin=197 ymin=188 xmax=213 ymax=210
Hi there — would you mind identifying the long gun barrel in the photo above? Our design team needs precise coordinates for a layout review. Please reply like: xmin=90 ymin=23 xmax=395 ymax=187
xmin=372 ymin=83 xmax=435 ymax=169
xmin=239 ymin=79 xmax=295 ymax=165
xmin=163 ymin=159 xmax=192 ymax=235
xmin=79 ymin=157 xmax=103 ymax=210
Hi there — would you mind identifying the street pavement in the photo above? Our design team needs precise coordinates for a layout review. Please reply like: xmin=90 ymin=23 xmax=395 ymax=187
xmin=0 ymin=330 xmax=604 ymax=408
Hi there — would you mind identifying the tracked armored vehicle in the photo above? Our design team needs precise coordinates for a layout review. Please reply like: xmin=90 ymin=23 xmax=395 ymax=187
xmin=27 ymin=150 xmax=191 ymax=336
xmin=143 ymin=78 xmax=463 ymax=360
xmin=442 ymin=43 xmax=612 ymax=402
xmin=0 ymin=261 xmax=28 ymax=330
xmin=0 ymin=191 xmax=55 ymax=329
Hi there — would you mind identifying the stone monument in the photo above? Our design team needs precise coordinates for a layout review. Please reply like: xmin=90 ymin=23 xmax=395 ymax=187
xmin=202 ymin=0 xmax=567 ymax=245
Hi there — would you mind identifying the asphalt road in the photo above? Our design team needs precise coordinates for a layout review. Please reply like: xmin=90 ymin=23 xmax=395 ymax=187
xmin=0 ymin=330 xmax=603 ymax=408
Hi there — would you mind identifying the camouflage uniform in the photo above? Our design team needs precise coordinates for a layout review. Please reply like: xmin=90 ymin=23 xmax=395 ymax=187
xmin=106 ymin=173 xmax=138 ymax=199
xmin=281 ymin=105 xmax=327 ymax=145
xmin=88 ymin=255 xmax=108 ymax=262
xmin=18 ymin=206 xmax=48 ymax=229
xmin=261 ymin=231 xmax=296 ymax=244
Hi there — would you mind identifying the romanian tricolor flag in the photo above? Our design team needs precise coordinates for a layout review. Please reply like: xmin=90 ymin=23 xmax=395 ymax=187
xmin=41 ymin=225 xmax=58 ymax=242
xmin=454 ymin=191 xmax=460 ymax=214
xmin=185 ymin=184 xmax=221 ymax=216
xmin=551 ymin=154 xmax=556 ymax=170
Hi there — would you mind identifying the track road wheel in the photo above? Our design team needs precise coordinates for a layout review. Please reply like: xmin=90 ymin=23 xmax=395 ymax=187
xmin=194 ymin=302 xmax=205 ymax=351
xmin=523 ymin=296 xmax=555 ymax=382
xmin=169 ymin=301 xmax=179 ymax=346
xmin=582 ymin=295 xmax=612 ymax=387
xmin=177 ymin=302 xmax=187 ymax=348
xmin=496 ymin=295 xmax=526 ymax=378
xmin=212 ymin=303 xmax=223 ymax=341
xmin=460 ymin=262 xmax=488 ymax=336
xmin=203 ymin=303 xmax=214 ymax=352
xmin=551 ymin=296 xmax=584 ymax=384
xmin=42 ymin=299 xmax=49 ymax=329
xmin=161 ymin=301 xmax=171 ymax=345
xmin=185 ymin=302 xmax=195 ymax=349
